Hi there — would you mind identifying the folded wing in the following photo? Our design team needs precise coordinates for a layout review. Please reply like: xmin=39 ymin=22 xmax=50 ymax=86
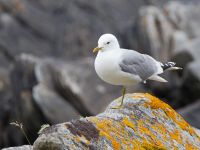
xmin=119 ymin=50 xmax=163 ymax=81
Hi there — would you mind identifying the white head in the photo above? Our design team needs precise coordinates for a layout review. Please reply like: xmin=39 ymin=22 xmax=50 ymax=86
xmin=93 ymin=33 xmax=120 ymax=53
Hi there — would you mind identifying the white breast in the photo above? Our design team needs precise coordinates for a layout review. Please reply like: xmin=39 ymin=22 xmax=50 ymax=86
xmin=94 ymin=50 xmax=141 ymax=86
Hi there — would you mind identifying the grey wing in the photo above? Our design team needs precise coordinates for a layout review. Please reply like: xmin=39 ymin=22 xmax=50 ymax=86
xmin=119 ymin=50 xmax=159 ymax=80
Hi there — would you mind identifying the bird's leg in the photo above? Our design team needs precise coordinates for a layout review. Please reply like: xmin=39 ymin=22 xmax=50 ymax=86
xmin=120 ymin=86 xmax=126 ymax=106
xmin=112 ymin=86 xmax=126 ymax=109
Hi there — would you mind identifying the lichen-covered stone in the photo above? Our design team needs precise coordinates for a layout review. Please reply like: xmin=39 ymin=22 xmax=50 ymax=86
xmin=33 ymin=93 xmax=200 ymax=150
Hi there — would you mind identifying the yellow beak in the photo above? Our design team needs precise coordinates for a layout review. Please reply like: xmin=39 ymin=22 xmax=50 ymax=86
xmin=93 ymin=47 xmax=102 ymax=53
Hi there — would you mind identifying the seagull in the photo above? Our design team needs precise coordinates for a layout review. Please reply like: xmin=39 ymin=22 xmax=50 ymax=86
xmin=93 ymin=33 xmax=182 ymax=108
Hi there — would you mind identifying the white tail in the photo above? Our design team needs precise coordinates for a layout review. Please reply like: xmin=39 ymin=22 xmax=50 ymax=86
xmin=148 ymin=75 xmax=168 ymax=82
xmin=166 ymin=67 xmax=183 ymax=71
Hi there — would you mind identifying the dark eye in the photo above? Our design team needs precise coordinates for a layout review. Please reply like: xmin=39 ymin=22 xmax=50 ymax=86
xmin=106 ymin=42 xmax=110 ymax=44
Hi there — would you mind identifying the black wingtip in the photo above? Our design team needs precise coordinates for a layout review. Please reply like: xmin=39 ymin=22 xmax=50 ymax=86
xmin=161 ymin=62 xmax=176 ymax=70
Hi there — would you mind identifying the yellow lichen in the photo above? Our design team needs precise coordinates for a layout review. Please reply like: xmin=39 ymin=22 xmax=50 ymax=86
xmin=75 ymin=135 xmax=90 ymax=145
xmin=89 ymin=117 xmax=167 ymax=150
xmin=134 ymin=93 xmax=198 ymax=137
xmin=89 ymin=117 xmax=121 ymax=149
xmin=185 ymin=141 xmax=199 ymax=150
xmin=142 ymin=142 xmax=167 ymax=150
xmin=169 ymin=129 xmax=181 ymax=142
xmin=137 ymin=119 xmax=166 ymax=148
xmin=85 ymin=93 xmax=200 ymax=149
xmin=122 ymin=117 xmax=136 ymax=131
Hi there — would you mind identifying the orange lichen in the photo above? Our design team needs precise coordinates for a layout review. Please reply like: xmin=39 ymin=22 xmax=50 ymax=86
xmin=85 ymin=93 xmax=200 ymax=149
xmin=90 ymin=117 xmax=136 ymax=149
xmin=89 ymin=117 xmax=167 ymax=150
xmin=142 ymin=143 xmax=167 ymax=150
xmin=101 ymin=130 xmax=120 ymax=150
xmin=185 ymin=142 xmax=199 ymax=150
xmin=122 ymin=117 xmax=136 ymax=131
xmin=133 ymin=93 xmax=198 ymax=137
xmin=169 ymin=129 xmax=181 ymax=142
xmin=137 ymin=119 xmax=166 ymax=148
xmin=89 ymin=117 xmax=121 ymax=149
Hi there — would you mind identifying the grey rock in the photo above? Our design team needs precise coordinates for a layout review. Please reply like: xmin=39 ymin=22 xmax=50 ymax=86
xmin=0 ymin=0 xmax=162 ymax=67
xmin=170 ymin=30 xmax=189 ymax=53
xmin=14 ymin=54 xmax=85 ymax=123
xmin=0 ymin=68 xmax=16 ymax=148
xmin=183 ymin=61 xmax=200 ymax=98
xmin=172 ymin=38 xmax=200 ymax=68
xmin=178 ymin=100 xmax=200 ymax=128
xmin=33 ymin=55 xmax=121 ymax=115
xmin=136 ymin=5 xmax=173 ymax=61
xmin=8 ymin=54 xmax=49 ymax=146
xmin=2 ymin=145 xmax=32 ymax=150
xmin=182 ymin=61 xmax=200 ymax=100
xmin=8 ymin=53 xmax=122 ymax=127
xmin=135 ymin=1 xmax=200 ymax=63
xmin=33 ymin=84 xmax=80 ymax=123
xmin=165 ymin=1 xmax=200 ymax=38
xmin=54 ymin=57 xmax=121 ymax=114
xmin=33 ymin=93 xmax=200 ymax=150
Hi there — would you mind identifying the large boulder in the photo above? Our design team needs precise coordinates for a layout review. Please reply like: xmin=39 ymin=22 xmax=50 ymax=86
xmin=33 ymin=93 xmax=200 ymax=150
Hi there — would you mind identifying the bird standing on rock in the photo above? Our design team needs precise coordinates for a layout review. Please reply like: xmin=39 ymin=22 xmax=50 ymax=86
xmin=93 ymin=33 xmax=182 ymax=109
